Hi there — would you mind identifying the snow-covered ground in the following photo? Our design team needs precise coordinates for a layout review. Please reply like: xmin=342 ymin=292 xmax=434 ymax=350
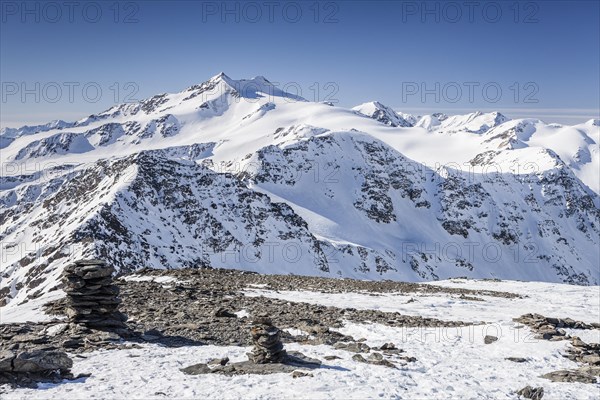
xmin=2 ymin=338 xmax=595 ymax=400
xmin=0 ymin=290 xmax=65 ymax=324
xmin=2 ymin=279 xmax=599 ymax=399
xmin=121 ymin=275 xmax=183 ymax=284
xmin=244 ymin=279 xmax=599 ymax=324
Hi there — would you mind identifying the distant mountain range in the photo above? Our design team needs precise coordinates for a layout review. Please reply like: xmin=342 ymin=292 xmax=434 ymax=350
xmin=1 ymin=73 xmax=598 ymax=306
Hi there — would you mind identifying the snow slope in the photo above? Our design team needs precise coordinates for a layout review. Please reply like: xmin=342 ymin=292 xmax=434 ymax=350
xmin=353 ymin=101 xmax=415 ymax=127
xmin=1 ymin=73 xmax=599 ymax=307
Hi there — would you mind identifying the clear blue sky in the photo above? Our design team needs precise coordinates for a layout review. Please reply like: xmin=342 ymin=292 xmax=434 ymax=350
xmin=1 ymin=0 xmax=598 ymax=127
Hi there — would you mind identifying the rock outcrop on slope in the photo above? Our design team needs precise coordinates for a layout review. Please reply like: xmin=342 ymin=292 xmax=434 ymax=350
xmin=352 ymin=101 xmax=415 ymax=127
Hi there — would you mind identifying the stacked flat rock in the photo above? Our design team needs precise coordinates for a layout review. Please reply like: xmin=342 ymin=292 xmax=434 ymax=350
xmin=248 ymin=316 xmax=287 ymax=364
xmin=62 ymin=260 xmax=127 ymax=329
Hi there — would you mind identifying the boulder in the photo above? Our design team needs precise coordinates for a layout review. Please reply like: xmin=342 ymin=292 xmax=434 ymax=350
xmin=12 ymin=350 xmax=73 ymax=373
xmin=516 ymin=385 xmax=544 ymax=399
xmin=0 ymin=350 xmax=15 ymax=371
xmin=484 ymin=335 xmax=498 ymax=344
xmin=541 ymin=370 xmax=597 ymax=384
xmin=506 ymin=357 xmax=528 ymax=363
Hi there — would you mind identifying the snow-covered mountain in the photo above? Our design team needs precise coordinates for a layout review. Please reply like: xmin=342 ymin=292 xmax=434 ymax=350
xmin=353 ymin=101 xmax=415 ymax=127
xmin=0 ymin=120 xmax=75 ymax=150
xmin=1 ymin=73 xmax=599 ymax=306
xmin=0 ymin=120 xmax=74 ymax=139
xmin=415 ymin=111 xmax=509 ymax=134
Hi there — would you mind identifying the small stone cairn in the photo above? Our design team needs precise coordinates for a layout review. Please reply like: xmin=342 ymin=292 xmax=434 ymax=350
xmin=248 ymin=316 xmax=287 ymax=364
xmin=62 ymin=259 xmax=127 ymax=330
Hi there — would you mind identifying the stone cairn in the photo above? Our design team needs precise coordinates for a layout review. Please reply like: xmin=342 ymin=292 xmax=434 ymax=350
xmin=62 ymin=259 xmax=127 ymax=330
xmin=248 ymin=316 xmax=287 ymax=364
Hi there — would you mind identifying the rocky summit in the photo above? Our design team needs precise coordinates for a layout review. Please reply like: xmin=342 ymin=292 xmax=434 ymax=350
xmin=0 ymin=266 xmax=598 ymax=398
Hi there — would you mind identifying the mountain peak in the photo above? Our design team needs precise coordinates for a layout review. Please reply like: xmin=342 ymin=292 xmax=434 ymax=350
xmin=251 ymin=75 xmax=271 ymax=83
xmin=353 ymin=101 xmax=414 ymax=127
xmin=585 ymin=118 xmax=600 ymax=127
xmin=208 ymin=71 xmax=236 ymax=87
xmin=195 ymin=73 xmax=305 ymax=102
xmin=489 ymin=110 xmax=508 ymax=121
xmin=211 ymin=71 xmax=230 ymax=80
xmin=419 ymin=110 xmax=510 ymax=134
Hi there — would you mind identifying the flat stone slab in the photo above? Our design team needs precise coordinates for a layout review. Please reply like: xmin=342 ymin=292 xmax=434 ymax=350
xmin=506 ymin=357 xmax=528 ymax=363
xmin=181 ymin=351 xmax=322 ymax=376
xmin=74 ymin=259 xmax=107 ymax=266
xmin=541 ymin=369 xmax=597 ymax=384
xmin=11 ymin=350 xmax=73 ymax=373
xmin=578 ymin=365 xmax=600 ymax=376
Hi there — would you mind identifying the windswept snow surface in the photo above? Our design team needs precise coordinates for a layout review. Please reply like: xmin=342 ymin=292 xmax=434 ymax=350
xmin=244 ymin=279 xmax=600 ymax=324
xmin=2 ymin=279 xmax=599 ymax=399
xmin=0 ymin=290 xmax=65 ymax=324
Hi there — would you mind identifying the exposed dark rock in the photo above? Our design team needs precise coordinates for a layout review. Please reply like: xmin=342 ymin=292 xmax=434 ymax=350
xmin=577 ymin=365 xmax=600 ymax=376
xmin=208 ymin=357 xmax=229 ymax=366
xmin=181 ymin=351 xmax=322 ymax=376
xmin=291 ymin=370 xmax=313 ymax=378
xmin=352 ymin=353 xmax=397 ymax=368
xmin=334 ymin=341 xmax=371 ymax=353
xmin=213 ymin=308 xmax=237 ymax=318
xmin=514 ymin=313 xmax=597 ymax=332
xmin=398 ymin=355 xmax=417 ymax=363
xmin=0 ymin=351 xmax=14 ymax=371
xmin=2 ymin=267 xmax=476 ymax=387
xmin=484 ymin=335 xmax=498 ymax=344
xmin=62 ymin=260 xmax=127 ymax=330
xmin=180 ymin=363 xmax=212 ymax=375
xmin=47 ymin=268 xmax=473 ymax=350
xmin=581 ymin=355 xmax=600 ymax=365
xmin=11 ymin=350 xmax=72 ymax=373
xmin=541 ymin=370 xmax=597 ymax=384
xmin=367 ymin=352 xmax=397 ymax=368
xmin=516 ymin=385 xmax=544 ymax=399
xmin=248 ymin=316 xmax=287 ymax=364
xmin=514 ymin=314 xmax=600 ymax=376
xmin=506 ymin=357 xmax=528 ymax=363
xmin=0 ymin=349 xmax=80 ymax=388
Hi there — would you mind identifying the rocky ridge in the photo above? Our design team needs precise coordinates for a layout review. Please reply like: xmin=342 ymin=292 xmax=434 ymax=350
xmin=1 ymin=72 xmax=599 ymax=308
